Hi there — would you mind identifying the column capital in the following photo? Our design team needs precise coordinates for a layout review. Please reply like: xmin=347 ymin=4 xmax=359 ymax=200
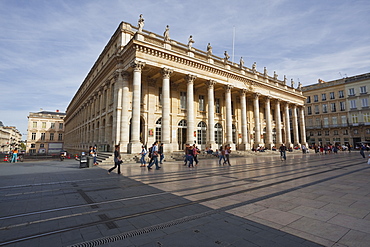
xmin=131 ymin=60 xmax=146 ymax=71
xmin=240 ymin=89 xmax=247 ymax=96
xmin=225 ymin=84 xmax=233 ymax=91
xmin=254 ymin=92 xmax=260 ymax=99
xmin=206 ymin=79 xmax=216 ymax=88
xmin=161 ymin=67 xmax=174 ymax=78
xmin=185 ymin=74 xmax=197 ymax=83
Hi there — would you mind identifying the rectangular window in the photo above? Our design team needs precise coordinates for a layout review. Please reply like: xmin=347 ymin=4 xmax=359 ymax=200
xmin=42 ymin=122 xmax=46 ymax=128
xmin=360 ymin=86 xmax=367 ymax=94
xmin=58 ymin=133 xmax=63 ymax=141
xmin=354 ymin=129 xmax=359 ymax=134
xmin=325 ymin=130 xmax=330 ymax=136
xmin=340 ymin=102 xmax=346 ymax=111
xmin=31 ymin=133 xmax=36 ymax=140
xmin=343 ymin=129 xmax=348 ymax=135
xmin=334 ymin=130 xmax=339 ymax=135
xmin=322 ymin=104 xmax=328 ymax=113
xmin=322 ymin=93 xmax=326 ymax=101
xmin=317 ymin=131 xmax=322 ymax=136
xmin=352 ymin=114 xmax=358 ymax=124
xmin=323 ymin=117 xmax=329 ymax=127
xmin=51 ymin=123 xmax=55 ymax=129
xmin=50 ymin=133 xmax=54 ymax=141
xmin=180 ymin=92 xmax=186 ymax=109
xmin=330 ymin=103 xmax=336 ymax=112
xmin=158 ymin=87 xmax=162 ymax=105
xmin=341 ymin=116 xmax=347 ymax=125
xmin=329 ymin=92 xmax=335 ymax=99
xmin=308 ymin=118 xmax=313 ymax=127
xmin=362 ymin=98 xmax=369 ymax=107
xmin=315 ymin=105 xmax=319 ymax=114
xmin=306 ymin=96 xmax=311 ymax=103
xmin=364 ymin=113 xmax=370 ymax=123
xmin=198 ymin=95 xmax=205 ymax=111
xmin=350 ymin=100 xmax=357 ymax=109
xmin=332 ymin=117 xmax=337 ymax=125
xmin=59 ymin=123 xmax=63 ymax=130
xmin=215 ymin=98 xmax=221 ymax=114
xmin=348 ymin=88 xmax=355 ymax=96
xmin=307 ymin=106 xmax=312 ymax=115
xmin=315 ymin=118 xmax=320 ymax=127
xmin=31 ymin=144 xmax=36 ymax=148
xmin=338 ymin=90 xmax=344 ymax=98
xmin=314 ymin=95 xmax=318 ymax=102
xmin=41 ymin=133 xmax=45 ymax=140
xmin=33 ymin=122 xmax=37 ymax=128
xmin=40 ymin=144 xmax=44 ymax=148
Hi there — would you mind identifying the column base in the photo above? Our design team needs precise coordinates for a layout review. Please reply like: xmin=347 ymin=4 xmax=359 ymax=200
xmin=128 ymin=142 xmax=142 ymax=154
xmin=239 ymin=143 xmax=251 ymax=151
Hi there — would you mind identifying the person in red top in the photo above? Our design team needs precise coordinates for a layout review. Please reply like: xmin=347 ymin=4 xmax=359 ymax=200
xmin=11 ymin=148 xmax=18 ymax=163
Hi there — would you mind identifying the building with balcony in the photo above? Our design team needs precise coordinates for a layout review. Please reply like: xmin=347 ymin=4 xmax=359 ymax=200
xmin=302 ymin=73 xmax=370 ymax=147
xmin=26 ymin=110 xmax=66 ymax=154
xmin=64 ymin=17 xmax=306 ymax=154
xmin=0 ymin=121 xmax=22 ymax=153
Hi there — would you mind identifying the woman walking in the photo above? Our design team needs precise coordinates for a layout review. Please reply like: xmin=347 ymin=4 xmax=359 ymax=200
xmin=108 ymin=145 xmax=122 ymax=174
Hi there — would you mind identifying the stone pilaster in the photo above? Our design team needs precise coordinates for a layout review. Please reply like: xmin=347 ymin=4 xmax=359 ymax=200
xmin=240 ymin=89 xmax=249 ymax=150
xmin=253 ymin=93 xmax=262 ymax=147
xmin=292 ymin=105 xmax=300 ymax=147
xmin=225 ymin=84 xmax=235 ymax=149
xmin=162 ymin=68 xmax=174 ymax=152
xmin=275 ymin=99 xmax=283 ymax=145
xmin=265 ymin=96 xmax=273 ymax=149
xmin=284 ymin=103 xmax=292 ymax=147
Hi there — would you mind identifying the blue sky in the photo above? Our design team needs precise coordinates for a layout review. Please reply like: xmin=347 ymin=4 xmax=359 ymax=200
xmin=0 ymin=0 xmax=369 ymax=138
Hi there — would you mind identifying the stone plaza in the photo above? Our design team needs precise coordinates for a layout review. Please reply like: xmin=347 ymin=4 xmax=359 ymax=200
xmin=0 ymin=151 xmax=369 ymax=246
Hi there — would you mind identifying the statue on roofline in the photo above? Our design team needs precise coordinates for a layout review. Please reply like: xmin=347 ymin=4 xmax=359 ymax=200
xmin=207 ymin=43 xmax=212 ymax=56
xmin=188 ymin=35 xmax=194 ymax=49
xmin=239 ymin=57 xmax=244 ymax=69
xmin=164 ymin=25 xmax=170 ymax=42
xmin=224 ymin=51 xmax=230 ymax=63
xmin=138 ymin=14 xmax=144 ymax=33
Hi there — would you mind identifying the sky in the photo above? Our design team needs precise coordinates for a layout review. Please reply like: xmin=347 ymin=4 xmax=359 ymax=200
xmin=0 ymin=0 xmax=369 ymax=138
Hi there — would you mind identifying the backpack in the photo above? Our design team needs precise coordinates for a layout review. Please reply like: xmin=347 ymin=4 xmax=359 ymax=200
xmin=148 ymin=147 xmax=153 ymax=158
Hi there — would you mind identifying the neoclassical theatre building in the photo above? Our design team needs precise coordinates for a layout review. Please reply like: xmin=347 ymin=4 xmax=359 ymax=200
xmin=64 ymin=17 xmax=307 ymax=154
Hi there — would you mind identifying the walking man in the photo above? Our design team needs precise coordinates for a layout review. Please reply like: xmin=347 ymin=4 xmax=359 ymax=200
xmin=108 ymin=145 xmax=122 ymax=174
xmin=279 ymin=144 xmax=287 ymax=161
xmin=148 ymin=142 xmax=160 ymax=170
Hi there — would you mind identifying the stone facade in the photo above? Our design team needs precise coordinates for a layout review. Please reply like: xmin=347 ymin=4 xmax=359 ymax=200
xmin=302 ymin=73 xmax=370 ymax=147
xmin=64 ymin=18 xmax=306 ymax=154
xmin=26 ymin=111 xmax=66 ymax=154
xmin=0 ymin=121 xmax=22 ymax=153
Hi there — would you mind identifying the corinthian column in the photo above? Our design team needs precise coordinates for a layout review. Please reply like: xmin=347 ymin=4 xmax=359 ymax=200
xmin=265 ymin=96 xmax=273 ymax=149
xmin=300 ymin=106 xmax=307 ymax=146
xmin=186 ymin=74 xmax=196 ymax=145
xmin=129 ymin=60 xmax=145 ymax=154
xmin=206 ymin=80 xmax=216 ymax=150
xmin=120 ymin=71 xmax=130 ymax=152
xmin=284 ymin=103 xmax=292 ymax=147
xmin=162 ymin=68 xmax=173 ymax=151
xmin=275 ymin=99 xmax=282 ymax=145
xmin=253 ymin=93 xmax=261 ymax=147
xmin=240 ymin=89 xmax=249 ymax=150
xmin=292 ymin=105 xmax=300 ymax=147
xmin=113 ymin=70 xmax=123 ymax=147
xmin=225 ymin=84 xmax=234 ymax=149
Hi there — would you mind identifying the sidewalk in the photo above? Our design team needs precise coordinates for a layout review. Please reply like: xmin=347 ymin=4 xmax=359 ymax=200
xmin=0 ymin=151 xmax=369 ymax=246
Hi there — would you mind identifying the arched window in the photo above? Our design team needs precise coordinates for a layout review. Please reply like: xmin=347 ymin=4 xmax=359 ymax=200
xmin=156 ymin=118 xmax=162 ymax=143
xmin=197 ymin=121 xmax=207 ymax=144
xmin=232 ymin=124 xmax=237 ymax=144
xmin=215 ymin=123 xmax=223 ymax=145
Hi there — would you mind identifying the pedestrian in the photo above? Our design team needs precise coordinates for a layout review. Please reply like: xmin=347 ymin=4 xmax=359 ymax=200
xmin=360 ymin=143 xmax=366 ymax=158
xmin=139 ymin=145 xmax=147 ymax=167
xmin=218 ymin=146 xmax=226 ymax=165
xmin=148 ymin=142 xmax=160 ymax=170
xmin=193 ymin=144 xmax=200 ymax=166
xmin=187 ymin=145 xmax=194 ymax=167
xmin=183 ymin=144 xmax=190 ymax=166
xmin=279 ymin=144 xmax=286 ymax=161
xmin=11 ymin=148 xmax=18 ymax=163
xmin=224 ymin=145 xmax=231 ymax=166
xmin=89 ymin=146 xmax=98 ymax=166
xmin=159 ymin=143 xmax=164 ymax=164
xmin=108 ymin=145 xmax=122 ymax=174
xmin=93 ymin=145 xmax=98 ymax=165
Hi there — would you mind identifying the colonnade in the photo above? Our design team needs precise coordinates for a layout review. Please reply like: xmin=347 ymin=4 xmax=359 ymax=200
xmin=66 ymin=62 xmax=307 ymax=154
